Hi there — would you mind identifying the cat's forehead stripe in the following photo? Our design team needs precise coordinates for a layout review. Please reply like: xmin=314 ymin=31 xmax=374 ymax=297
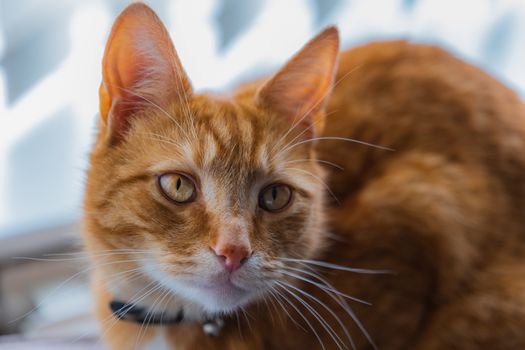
xmin=257 ymin=144 xmax=270 ymax=172
xmin=196 ymin=110 xmax=262 ymax=166
xmin=201 ymin=133 xmax=217 ymax=167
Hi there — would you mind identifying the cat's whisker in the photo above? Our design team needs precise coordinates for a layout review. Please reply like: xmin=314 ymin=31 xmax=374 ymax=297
xmin=261 ymin=293 xmax=276 ymax=325
xmin=134 ymin=284 xmax=172 ymax=349
xmin=142 ymin=136 xmax=183 ymax=148
xmin=240 ymin=306 xmax=254 ymax=334
xmin=99 ymin=277 xmax=169 ymax=344
xmin=71 ymin=274 xmax=159 ymax=346
xmin=276 ymin=281 xmax=345 ymax=350
xmin=159 ymin=287 xmax=176 ymax=326
xmin=287 ymin=109 xmax=340 ymax=148
xmin=271 ymin=65 xmax=363 ymax=159
xmin=292 ymin=264 xmax=378 ymax=350
xmin=45 ymin=248 xmax=153 ymax=256
xmin=286 ymin=167 xmax=341 ymax=205
xmin=98 ymin=267 xmax=147 ymax=288
xmin=12 ymin=256 xmax=92 ymax=262
xmin=106 ymin=83 xmax=192 ymax=143
xmin=279 ymin=268 xmax=370 ymax=306
xmin=279 ymin=257 xmax=393 ymax=275
xmin=234 ymin=310 xmax=244 ymax=340
xmin=94 ymin=272 xmax=152 ymax=340
xmin=279 ymin=279 xmax=355 ymax=350
xmin=282 ymin=137 xmax=394 ymax=161
xmin=276 ymin=258 xmax=384 ymax=349
xmin=12 ymin=252 xmax=154 ymax=262
xmin=94 ymin=279 xmax=163 ymax=347
xmin=8 ymin=258 xmax=155 ymax=324
xmin=14 ymin=248 xmax=151 ymax=260
xmin=272 ymin=285 xmax=327 ymax=350
xmin=284 ymin=158 xmax=344 ymax=170
xmin=267 ymin=289 xmax=288 ymax=327
xmin=270 ymin=108 xmax=336 ymax=166
xmin=167 ymin=49 xmax=197 ymax=140
xmin=135 ymin=132 xmax=184 ymax=148
xmin=284 ymin=264 xmax=371 ymax=349
xmin=270 ymin=66 xmax=364 ymax=165
xmin=267 ymin=286 xmax=306 ymax=332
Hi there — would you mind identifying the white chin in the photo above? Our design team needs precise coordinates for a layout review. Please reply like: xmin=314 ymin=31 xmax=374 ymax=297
xmin=197 ymin=284 xmax=255 ymax=313
xmin=161 ymin=277 xmax=256 ymax=314
xmin=142 ymin=263 xmax=259 ymax=314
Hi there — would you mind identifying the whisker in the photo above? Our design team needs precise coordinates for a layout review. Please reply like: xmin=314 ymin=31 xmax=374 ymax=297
xmin=278 ymin=258 xmax=394 ymax=275
xmin=279 ymin=280 xmax=355 ymax=350
xmin=9 ymin=258 xmax=155 ymax=324
xmin=280 ymin=268 xmax=370 ymax=306
xmin=271 ymin=65 xmax=363 ymax=158
xmin=276 ymin=281 xmax=345 ymax=350
xmin=135 ymin=132 xmax=183 ymax=148
xmin=240 ymin=307 xmax=254 ymax=334
xmin=106 ymin=83 xmax=190 ymax=142
xmin=262 ymin=293 xmax=276 ymax=325
xmin=292 ymin=264 xmax=378 ymax=350
xmin=272 ymin=285 xmax=327 ymax=350
xmin=73 ymin=277 xmax=159 ymax=345
xmin=282 ymin=136 xmax=394 ymax=157
xmin=234 ymin=310 xmax=244 ymax=340
xmin=284 ymin=158 xmax=344 ymax=171
xmin=267 ymin=286 xmax=306 ymax=332
xmin=13 ymin=249 xmax=154 ymax=262
xmin=45 ymin=249 xmax=153 ymax=256
xmin=134 ymin=284 xmax=170 ymax=349
xmin=287 ymin=167 xmax=340 ymax=205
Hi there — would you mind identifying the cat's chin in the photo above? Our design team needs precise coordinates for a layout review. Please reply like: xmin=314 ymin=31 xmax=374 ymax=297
xmin=162 ymin=277 xmax=258 ymax=315
xmin=194 ymin=281 xmax=256 ymax=313
xmin=140 ymin=266 xmax=259 ymax=315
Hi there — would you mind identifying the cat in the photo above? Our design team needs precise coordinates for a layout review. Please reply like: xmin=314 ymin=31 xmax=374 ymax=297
xmin=83 ymin=3 xmax=525 ymax=349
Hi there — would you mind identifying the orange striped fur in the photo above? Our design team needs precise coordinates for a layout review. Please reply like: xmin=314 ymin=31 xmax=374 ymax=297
xmin=84 ymin=3 xmax=525 ymax=349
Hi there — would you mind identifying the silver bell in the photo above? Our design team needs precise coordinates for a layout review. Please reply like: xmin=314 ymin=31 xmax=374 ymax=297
xmin=202 ymin=318 xmax=224 ymax=337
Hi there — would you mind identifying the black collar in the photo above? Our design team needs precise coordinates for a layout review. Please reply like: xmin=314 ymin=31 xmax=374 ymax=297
xmin=109 ymin=300 xmax=224 ymax=336
xmin=109 ymin=300 xmax=184 ymax=325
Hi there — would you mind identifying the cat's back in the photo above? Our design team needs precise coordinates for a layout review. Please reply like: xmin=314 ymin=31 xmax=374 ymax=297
xmin=316 ymin=41 xmax=525 ymax=349
xmin=322 ymin=40 xmax=525 ymax=217
xmin=320 ymin=39 xmax=525 ymax=298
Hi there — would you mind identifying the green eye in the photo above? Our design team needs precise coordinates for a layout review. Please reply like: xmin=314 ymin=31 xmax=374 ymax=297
xmin=259 ymin=184 xmax=293 ymax=212
xmin=158 ymin=173 xmax=196 ymax=204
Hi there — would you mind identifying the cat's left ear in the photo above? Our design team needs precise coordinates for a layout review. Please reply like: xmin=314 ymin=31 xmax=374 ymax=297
xmin=99 ymin=3 xmax=192 ymax=143
xmin=256 ymin=26 xmax=339 ymax=136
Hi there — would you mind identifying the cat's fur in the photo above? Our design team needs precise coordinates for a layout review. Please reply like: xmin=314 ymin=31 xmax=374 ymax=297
xmin=84 ymin=3 xmax=525 ymax=349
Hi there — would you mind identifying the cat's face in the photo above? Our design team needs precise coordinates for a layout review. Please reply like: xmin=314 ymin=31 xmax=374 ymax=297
xmin=84 ymin=3 xmax=339 ymax=315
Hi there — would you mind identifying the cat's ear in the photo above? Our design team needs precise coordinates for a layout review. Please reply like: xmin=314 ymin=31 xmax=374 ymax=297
xmin=99 ymin=3 xmax=192 ymax=143
xmin=256 ymin=27 xmax=339 ymax=136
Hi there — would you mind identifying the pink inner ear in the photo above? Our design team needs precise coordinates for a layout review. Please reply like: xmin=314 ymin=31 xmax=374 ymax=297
xmin=256 ymin=27 xmax=340 ymax=136
xmin=99 ymin=3 xmax=192 ymax=142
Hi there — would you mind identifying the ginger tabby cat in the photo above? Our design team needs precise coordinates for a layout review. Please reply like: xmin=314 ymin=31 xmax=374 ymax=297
xmin=83 ymin=3 xmax=525 ymax=349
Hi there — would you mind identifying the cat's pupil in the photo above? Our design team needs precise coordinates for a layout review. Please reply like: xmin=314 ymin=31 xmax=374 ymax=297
xmin=272 ymin=187 xmax=278 ymax=200
xmin=176 ymin=177 xmax=182 ymax=190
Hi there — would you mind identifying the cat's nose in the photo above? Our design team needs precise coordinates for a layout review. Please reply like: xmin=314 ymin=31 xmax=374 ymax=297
xmin=211 ymin=244 xmax=252 ymax=272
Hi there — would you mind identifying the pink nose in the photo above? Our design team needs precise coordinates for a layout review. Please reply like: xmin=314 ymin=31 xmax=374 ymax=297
xmin=211 ymin=244 xmax=252 ymax=272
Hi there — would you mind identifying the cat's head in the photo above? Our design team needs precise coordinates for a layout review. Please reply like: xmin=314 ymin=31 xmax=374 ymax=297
xmin=84 ymin=3 xmax=339 ymax=315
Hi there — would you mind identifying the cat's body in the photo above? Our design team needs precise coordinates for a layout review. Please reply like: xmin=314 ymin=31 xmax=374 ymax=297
xmin=316 ymin=42 xmax=525 ymax=349
xmin=84 ymin=4 xmax=525 ymax=350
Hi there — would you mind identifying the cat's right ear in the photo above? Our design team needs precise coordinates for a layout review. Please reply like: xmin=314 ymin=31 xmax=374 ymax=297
xmin=99 ymin=3 xmax=192 ymax=144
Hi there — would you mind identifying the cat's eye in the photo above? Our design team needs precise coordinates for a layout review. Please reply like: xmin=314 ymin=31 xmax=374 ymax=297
xmin=259 ymin=184 xmax=293 ymax=212
xmin=158 ymin=173 xmax=196 ymax=204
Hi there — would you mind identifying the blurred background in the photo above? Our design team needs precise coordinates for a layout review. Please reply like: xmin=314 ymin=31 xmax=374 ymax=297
xmin=1 ymin=0 xmax=525 ymax=345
